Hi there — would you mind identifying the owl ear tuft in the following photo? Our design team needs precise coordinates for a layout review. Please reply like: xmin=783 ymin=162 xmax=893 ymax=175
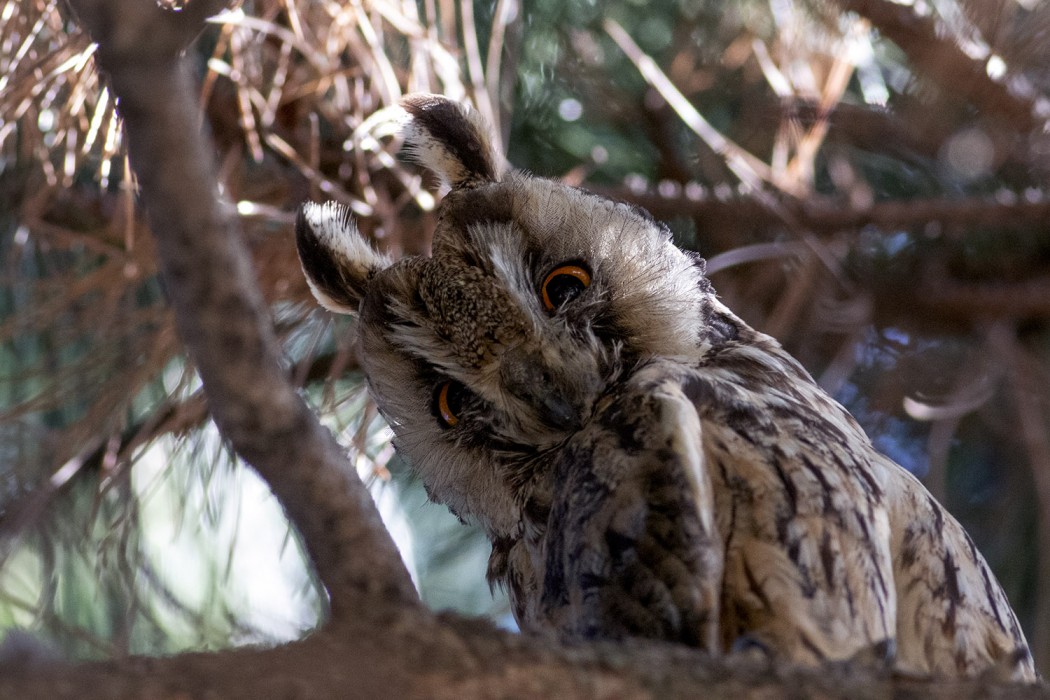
xmin=400 ymin=94 xmax=504 ymax=188
xmin=295 ymin=201 xmax=392 ymax=314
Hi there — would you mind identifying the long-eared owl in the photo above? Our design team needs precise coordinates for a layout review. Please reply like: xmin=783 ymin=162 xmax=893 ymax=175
xmin=295 ymin=94 xmax=1036 ymax=680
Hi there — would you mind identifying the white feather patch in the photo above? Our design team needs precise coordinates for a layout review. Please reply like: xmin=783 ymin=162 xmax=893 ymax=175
xmin=398 ymin=94 xmax=505 ymax=188
xmin=298 ymin=200 xmax=392 ymax=313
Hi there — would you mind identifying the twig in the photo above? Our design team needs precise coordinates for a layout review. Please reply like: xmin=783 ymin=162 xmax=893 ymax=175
xmin=593 ymin=186 xmax=1050 ymax=236
xmin=705 ymin=241 xmax=809 ymax=275
xmin=458 ymin=0 xmax=496 ymax=143
xmin=603 ymin=18 xmax=773 ymax=193
xmin=484 ymin=0 xmax=520 ymax=148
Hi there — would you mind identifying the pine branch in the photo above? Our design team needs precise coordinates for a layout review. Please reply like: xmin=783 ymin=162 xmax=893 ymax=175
xmin=834 ymin=0 xmax=1042 ymax=134
xmin=60 ymin=0 xmax=418 ymax=623
xmin=595 ymin=187 xmax=1050 ymax=237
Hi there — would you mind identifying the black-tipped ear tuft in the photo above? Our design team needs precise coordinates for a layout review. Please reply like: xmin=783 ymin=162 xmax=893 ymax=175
xmin=295 ymin=201 xmax=392 ymax=314
xmin=400 ymin=94 xmax=504 ymax=189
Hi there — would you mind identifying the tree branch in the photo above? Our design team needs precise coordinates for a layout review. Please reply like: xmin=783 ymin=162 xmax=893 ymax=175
xmin=594 ymin=186 xmax=1050 ymax=321
xmin=1 ymin=616 xmax=1047 ymax=700
xmin=833 ymin=0 xmax=1041 ymax=134
xmin=60 ymin=0 xmax=418 ymax=622
xmin=595 ymin=186 xmax=1050 ymax=237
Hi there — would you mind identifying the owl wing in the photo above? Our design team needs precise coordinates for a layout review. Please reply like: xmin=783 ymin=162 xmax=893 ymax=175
xmin=883 ymin=458 xmax=1037 ymax=680
xmin=535 ymin=363 xmax=723 ymax=652
xmin=688 ymin=337 xmax=1036 ymax=678
xmin=705 ymin=423 xmax=898 ymax=664
xmin=682 ymin=344 xmax=900 ymax=664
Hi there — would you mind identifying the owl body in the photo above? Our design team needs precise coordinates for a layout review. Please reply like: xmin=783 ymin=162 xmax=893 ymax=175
xmin=295 ymin=95 xmax=1036 ymax=680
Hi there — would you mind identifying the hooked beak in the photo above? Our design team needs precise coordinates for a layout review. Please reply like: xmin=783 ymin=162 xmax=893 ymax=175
xmin=499 ymin=344 xmax=585 ymax=431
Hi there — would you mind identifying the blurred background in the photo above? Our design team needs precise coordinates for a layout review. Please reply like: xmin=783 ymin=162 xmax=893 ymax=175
xmin=1 ymin=0 xmax=1048 ymax=674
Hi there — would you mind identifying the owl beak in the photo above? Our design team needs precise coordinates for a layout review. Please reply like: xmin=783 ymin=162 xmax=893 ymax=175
xmin=540 ymin=394 xmax=581 ymax=431
xmin=500 ymin=345 xmax=584 ymax=431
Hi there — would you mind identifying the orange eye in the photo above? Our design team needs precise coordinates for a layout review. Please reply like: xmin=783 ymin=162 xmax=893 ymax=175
xmin=541 ymin=263 xmax=592 ymax=311
xmin=434 ymin=381 xmax=464 ymax=428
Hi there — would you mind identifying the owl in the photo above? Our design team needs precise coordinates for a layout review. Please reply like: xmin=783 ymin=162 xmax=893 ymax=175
xmin=295 ymin=94 xmax=1037 ymax=680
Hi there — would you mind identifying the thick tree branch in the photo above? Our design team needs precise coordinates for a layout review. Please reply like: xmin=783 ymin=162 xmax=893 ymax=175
xmin=1 ymin=616 xmax=1047 ymax=700
xmin=61 ymin=0 xmax=418 ymax=622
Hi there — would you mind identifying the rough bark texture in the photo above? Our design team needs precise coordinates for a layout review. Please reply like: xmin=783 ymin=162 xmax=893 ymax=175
xmin=22 ymin=0 xmax=1047 ymax=697
xmin=2 ymin=615 xmax=1049 ymax=699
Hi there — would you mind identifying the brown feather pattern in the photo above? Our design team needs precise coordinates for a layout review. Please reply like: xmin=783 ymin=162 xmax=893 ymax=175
xmin=295 ymin=94 xmax=1037 ymax=682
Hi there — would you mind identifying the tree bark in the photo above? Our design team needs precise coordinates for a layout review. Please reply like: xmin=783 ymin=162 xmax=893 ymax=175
xmin=2 ymin=615 xmax=1048 ymax=699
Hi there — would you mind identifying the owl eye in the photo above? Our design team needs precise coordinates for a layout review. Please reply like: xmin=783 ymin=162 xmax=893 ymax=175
xmin=433 ymin=380 xmax=466 ymax=428
xmin=541 ymin=263 xmax=592 ymax=311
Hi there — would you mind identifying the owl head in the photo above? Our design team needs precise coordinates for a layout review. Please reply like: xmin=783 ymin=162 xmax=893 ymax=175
xmin=296 ymin=94 xmax=718 ymax=539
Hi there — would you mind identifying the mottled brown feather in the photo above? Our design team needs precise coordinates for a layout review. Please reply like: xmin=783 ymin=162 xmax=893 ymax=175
xmin=296 ymin=95 xmax=1037 ymax=682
